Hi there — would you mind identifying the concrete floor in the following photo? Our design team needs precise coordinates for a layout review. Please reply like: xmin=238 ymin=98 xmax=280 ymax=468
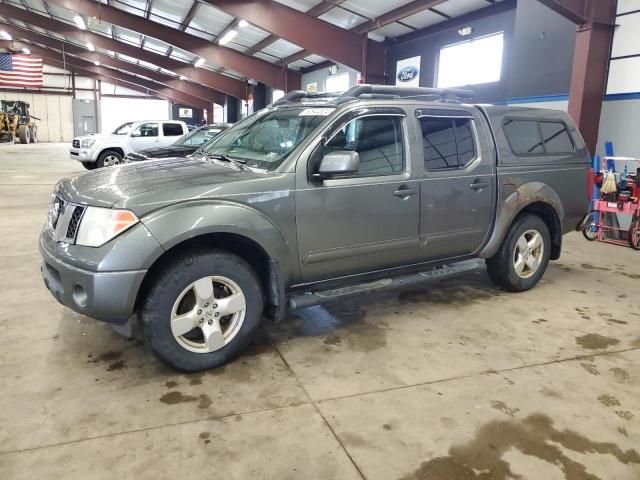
xmin=1 ymin=143 xmax=639 ymax=480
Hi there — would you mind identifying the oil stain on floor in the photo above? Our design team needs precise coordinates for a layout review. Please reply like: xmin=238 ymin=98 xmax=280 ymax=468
xmin=399 ymin=413 xmax=640 ymax=480
xmin=575 ymin=334 xmax=621 ymax=350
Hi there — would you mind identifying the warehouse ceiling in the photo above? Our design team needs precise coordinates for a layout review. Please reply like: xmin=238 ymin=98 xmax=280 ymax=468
xmin=0 ymin=0 xmax=508 ymax=105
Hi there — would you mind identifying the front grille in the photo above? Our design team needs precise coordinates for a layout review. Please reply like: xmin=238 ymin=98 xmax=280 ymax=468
xmin=48 ymin=195 xmax=85 ymax=243
xmin=72 ymin=139 xmax=80 ymax=148
xmin=66 ymin=206 xmax=85 ymax=240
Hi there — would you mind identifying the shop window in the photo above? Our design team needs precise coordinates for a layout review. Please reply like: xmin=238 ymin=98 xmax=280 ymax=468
xmin=437 ymin=33 xmax=504 ymax=88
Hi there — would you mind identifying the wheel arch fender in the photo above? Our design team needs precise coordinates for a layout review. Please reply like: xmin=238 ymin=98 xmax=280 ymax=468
xmin=137 ymin=200 xmax=292 ymax=320
xmin=480 ymin=182 xmax=564 ymax=260
xmin=98 ymin=146 xmax=125 ymax=158
xmin=142 ymin=200 xmax=290 ymax=259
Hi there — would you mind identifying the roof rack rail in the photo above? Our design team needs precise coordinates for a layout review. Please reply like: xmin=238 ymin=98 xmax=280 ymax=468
xmin=270 ymin=90 xmax=341 ymax=107
xmin=336 ymin=84 xmax=474 ymax=104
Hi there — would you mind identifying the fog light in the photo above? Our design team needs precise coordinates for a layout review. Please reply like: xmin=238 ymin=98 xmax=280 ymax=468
xmin=72 ymin=284 xmax=88 ymax=308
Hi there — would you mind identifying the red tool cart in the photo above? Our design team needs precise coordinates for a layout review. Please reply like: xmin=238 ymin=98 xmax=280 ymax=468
xmin=582 ymin=157 xmax=640 ymax=249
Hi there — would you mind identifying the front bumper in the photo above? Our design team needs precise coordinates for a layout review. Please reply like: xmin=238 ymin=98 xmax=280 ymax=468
xmin=40 ymin=236 xmax=147 ymax=324
xmin=69 ymin=147 xmax=97 ymax=162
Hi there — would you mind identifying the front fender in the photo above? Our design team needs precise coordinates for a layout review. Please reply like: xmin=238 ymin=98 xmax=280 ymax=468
xmin=141 ymin=199 xmax=291 ymax=268
xmin=479 ymin=181 xmax=564 ymax=258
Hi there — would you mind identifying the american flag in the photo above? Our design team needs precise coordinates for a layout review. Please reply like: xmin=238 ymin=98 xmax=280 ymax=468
xmin=0 ymin=54 xmax=43 ymax=87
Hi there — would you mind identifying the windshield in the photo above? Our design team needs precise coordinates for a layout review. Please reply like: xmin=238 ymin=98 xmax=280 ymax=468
xmin=175 ymin=126 xmax=226 ymax=146
xmin=112 ymin=122 xmax=134 ymax=135
xmin=200 ymin=107 xmax=333 ymax=170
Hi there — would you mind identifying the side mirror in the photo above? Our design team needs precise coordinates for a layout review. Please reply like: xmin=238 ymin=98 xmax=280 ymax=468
xmin=315 ymin=150 xmax=360 ymax=179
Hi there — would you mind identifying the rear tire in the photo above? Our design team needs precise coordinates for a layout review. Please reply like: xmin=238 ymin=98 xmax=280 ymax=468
xmin=97 ymin=150 xmax=123 ymax=168
xmin=29 ymin=125 xmax=37 ymax=143
xmin=486 ymin=214 xmax=551 ymax=292
xmin=18 ymin=125 xmax=29 ymax=144
xmin=141 ymin=249 xmax=264 ymax=372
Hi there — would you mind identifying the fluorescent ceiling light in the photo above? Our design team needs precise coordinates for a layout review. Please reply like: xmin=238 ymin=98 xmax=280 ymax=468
xmin=93 ymin=60 xmax=100 ymax=66
xmin=219 ymin=29 xmax=237 ymax=45
xmin=86 ymin=41 xmax=95 ymax=51
xmin=194 ymin=57 xmax=206 ymax=68
xmin=21 ymin=47 xmax=30 ymax=54
xmin=0 ymin=31 xmax=12 ymax=41
xmin=458 ymin=26 xmax=473 ymax=37
xmin=73 ymin=14 xmax=86 ymax=30
xmin=238 ymin=20 xmax=249 ymax=28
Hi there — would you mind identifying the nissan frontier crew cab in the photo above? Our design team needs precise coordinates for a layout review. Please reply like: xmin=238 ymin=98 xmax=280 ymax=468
xmin=41 ymin=85 xmax=592 ymax=372
xmin=70 ymin=119 xmax=188 ymax=169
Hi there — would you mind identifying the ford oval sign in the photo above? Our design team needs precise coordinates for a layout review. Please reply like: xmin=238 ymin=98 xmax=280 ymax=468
xmin=397 ymin=66 xmax=419 ymax=83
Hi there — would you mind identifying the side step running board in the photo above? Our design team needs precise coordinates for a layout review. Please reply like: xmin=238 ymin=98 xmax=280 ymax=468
xmin=288 ymin=259 xmax=484 ymax=310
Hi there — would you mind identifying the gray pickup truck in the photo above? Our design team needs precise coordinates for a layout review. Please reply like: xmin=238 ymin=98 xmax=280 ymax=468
xmin=41 ymin=85 xmax=591 ymax=371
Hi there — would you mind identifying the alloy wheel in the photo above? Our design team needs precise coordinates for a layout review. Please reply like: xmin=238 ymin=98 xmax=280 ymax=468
xmin=170 ymin=276 xmax=246 ymax=353
xmin=513 ymin=229 xmax=544 ymax=279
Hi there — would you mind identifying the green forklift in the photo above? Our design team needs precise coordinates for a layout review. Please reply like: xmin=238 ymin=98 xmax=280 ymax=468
xmin=0 ymin=100 xmax=39 ymax=144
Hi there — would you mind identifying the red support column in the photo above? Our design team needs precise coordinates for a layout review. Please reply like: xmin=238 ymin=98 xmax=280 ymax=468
xmin=567 ymin=20 xmax=615 ymax=155
xmin=206 ymin=104 xmax=214 ymax=124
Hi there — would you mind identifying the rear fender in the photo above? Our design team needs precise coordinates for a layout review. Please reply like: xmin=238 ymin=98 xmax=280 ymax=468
xmin=479 ymin=182 xmax=564 ymax=259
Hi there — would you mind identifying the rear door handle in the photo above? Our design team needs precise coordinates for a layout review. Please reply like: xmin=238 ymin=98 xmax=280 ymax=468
xmin=469 ymin=181 xmax=490 ymax=191
xmin=394 ymin=187 xmax=417 ymax=197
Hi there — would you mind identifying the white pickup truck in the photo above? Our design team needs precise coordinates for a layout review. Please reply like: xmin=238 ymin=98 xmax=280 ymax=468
xmin=70 ymin=120 xmax=188 ymax=169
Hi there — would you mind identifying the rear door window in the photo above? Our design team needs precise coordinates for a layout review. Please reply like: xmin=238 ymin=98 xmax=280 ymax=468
xmin=503 ymin=119 xmax=544 ymax=155
xmin=163 ymin=123 xmax=184 ymax=136
xmin=420 ymin=116 xmax=476 ymax=171
xmin=540 ymin=121 xmax=574 ymax=153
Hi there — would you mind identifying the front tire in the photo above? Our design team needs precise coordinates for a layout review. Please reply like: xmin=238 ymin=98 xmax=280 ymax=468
xmin=141 ymin=249 xmax=264 ymax=372
xmin=18 ymin=125 xmax=30 ymax=144
xmin=486 ymin=214 xmax=551 ymax=292
xmin=81 ymin=161 xmax=97 ymax=170
xmin=97 ymin=149 xmax=123 ymax=168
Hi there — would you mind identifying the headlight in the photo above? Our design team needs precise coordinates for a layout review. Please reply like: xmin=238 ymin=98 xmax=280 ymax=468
xmin=81 ymin=138 xmax=96 ymax=148
xmin=75 ymin=207 xmax=139 ymax=247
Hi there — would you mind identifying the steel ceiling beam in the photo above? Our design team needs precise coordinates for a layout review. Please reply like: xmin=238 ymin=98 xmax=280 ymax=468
xmin=351 ymin=0 xmax=447 ymax=35
xmin=180 ymin=1 xmax=201 ymax=31
xmin=44 ymin=56 xmax=166 ymax=101
xmin=29 ymin=44 xmax=209 ymax=108
xmin=203 ymin=0 xmax=386 ymax=82
xmin=0 ymin=21 xmax=224 ymax=104
xmin=0 ymin=3 xmax=247 ymax=99
xmin=242 ymin=0 xmax=347 ymax=57
xmin=45 ymin=0 xmax=300 ymax=90
xmin=165 ymin=0 xmax=200 ymax=57
xmin=281 ymin=0 xmax=447 ymax=66
xmin=536 ymin=0 xmax=616 ymax=25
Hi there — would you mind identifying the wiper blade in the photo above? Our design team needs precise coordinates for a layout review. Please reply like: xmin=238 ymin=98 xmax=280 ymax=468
xmin=206 ymin=153 xmax=247 ymax=167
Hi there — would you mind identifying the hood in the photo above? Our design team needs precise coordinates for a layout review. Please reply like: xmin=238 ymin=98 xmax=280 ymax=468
xmin=127 ymin=144 xmax=196 ymax=160
xmin=74 ymin=133 xmax=123 ymax=142
xmin=56 ymin=156 xmax=267 ymax=213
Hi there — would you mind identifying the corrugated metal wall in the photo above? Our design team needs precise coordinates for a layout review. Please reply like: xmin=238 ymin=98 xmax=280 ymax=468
xmin=0 ymin=92 xmax=74 ymax=143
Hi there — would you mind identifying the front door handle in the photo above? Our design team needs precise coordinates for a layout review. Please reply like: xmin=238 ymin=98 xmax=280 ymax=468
xmin=469 ymin=180 xmax=490 ymax=191
xmin=393 ymin=187 xmax=417 ymax=197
